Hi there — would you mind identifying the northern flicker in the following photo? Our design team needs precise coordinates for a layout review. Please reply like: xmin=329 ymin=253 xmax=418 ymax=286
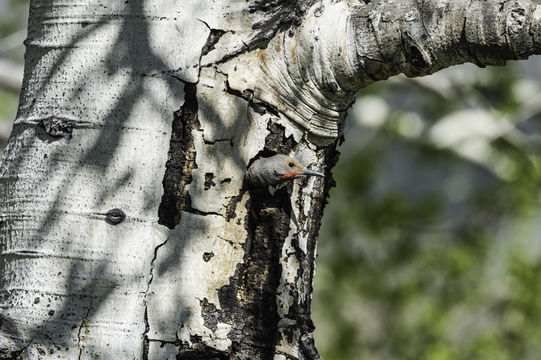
xmin=245 ymin=154 xmax=324 ymax=188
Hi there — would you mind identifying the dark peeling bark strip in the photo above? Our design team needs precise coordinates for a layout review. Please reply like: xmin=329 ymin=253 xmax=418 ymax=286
xmin=158 ymin=83 xmax=200 ymax=229
xmin=219 ymin=187 xmax=290 ymax=360
xmin=204 ymin=173 xmax=216 ymax=190
xmin=142 ymin=307 xmax=150 ymax=360
xmin=196 ymin=124 xmax=297 ymax=360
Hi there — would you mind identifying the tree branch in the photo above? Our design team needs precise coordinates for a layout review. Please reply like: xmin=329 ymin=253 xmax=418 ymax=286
xmin=349 ymin=0 xmax=541 ymax=81
xmin=246 ymin=0 xmax=541 ymax=139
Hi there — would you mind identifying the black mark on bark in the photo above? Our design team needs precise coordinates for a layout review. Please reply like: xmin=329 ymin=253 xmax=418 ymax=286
xmin=225 ymin=80 xmax=254 ymax=102
xmin=225 ymin=193 xmax=244 ymax=222
xmin=250 ymin=102 xmax=279 ymax=117
xmin=184 ymin=207 xmax=222 ymax=217
xmin=264 ymin=122 xmax=297 ymax=155
xmin=327 ymin=81 xmax=339 ymax=94
xmin=177 ymin=347 xmax=229 ymax=360
xmin=204 ymin=173 xmax=216 ymax=190
xmin=202 ymin=252 xmax=214 ymax=262
xmin=38 ymin=116 xmax=75 ymax=140
xmin=300 ymin=333 xmax=323 ymax=360
xmin=105 ymin=208 xmax=126 ymax=225
xmin=158 ymin=83 xmax=200 ymax=229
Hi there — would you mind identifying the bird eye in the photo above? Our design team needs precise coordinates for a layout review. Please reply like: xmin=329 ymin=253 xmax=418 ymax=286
xmin=288 ymin=162 xmax=294 ymax=167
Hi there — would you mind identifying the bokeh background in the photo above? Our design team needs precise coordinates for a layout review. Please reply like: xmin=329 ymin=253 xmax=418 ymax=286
xmin=0 ymin=0 xmax=26 ymax=150
xmin=2 ymin=2 xmax=541 ymax=359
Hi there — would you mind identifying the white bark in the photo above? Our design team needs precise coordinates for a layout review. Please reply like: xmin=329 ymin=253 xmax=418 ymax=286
xmin=2 ymin=0 xmax=541 ymax=359
xmin=1 ymin=0 xmax=190 ymax=357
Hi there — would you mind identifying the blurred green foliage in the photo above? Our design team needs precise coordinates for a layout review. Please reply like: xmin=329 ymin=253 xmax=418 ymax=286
xmin=0 ymin=0 xmax=27 ymax=154
xmin=0 ymin=0 xmax=27 ymax=37
xmin=0 ymin=91 xmax=17 ymax=118
xmin=315 ymin=64 xmax=541 ymax=360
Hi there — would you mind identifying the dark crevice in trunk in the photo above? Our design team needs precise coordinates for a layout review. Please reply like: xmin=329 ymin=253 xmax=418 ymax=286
xmin=245 ymin=122 xmax=299 ymax=169
xmin=158 ymin=82 xmax=200 ymax=229
xmin=142 ymin=307 xmax=150 ymax=360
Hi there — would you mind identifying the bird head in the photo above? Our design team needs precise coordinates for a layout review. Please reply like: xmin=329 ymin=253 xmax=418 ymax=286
xmin=245 ymin=154 xmax=324 ymax=188
xmin=274 ymin=155 xmax=325 ymax=181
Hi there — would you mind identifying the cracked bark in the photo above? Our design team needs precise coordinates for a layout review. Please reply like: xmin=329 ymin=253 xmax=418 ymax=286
xmin=142 ymin=235 xmax=170 ymax=360
xmin=2 ymin=0 xmax=541 ymax=359
xmin=77 ymin=304 xmax=92 ymax=360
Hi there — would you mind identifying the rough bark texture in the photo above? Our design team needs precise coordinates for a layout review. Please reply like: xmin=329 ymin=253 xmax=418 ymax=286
xmin=1 ymin=0 xmax=541 ymax=359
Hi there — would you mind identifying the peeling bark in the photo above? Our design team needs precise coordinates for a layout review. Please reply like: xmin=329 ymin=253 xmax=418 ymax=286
xmin=158 ymin=82 xmax=200 ymax=229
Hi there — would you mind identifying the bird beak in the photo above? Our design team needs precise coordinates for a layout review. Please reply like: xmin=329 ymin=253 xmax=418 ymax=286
xmin=281 ymin=169 xmax=325 ymax=179
xmin=299 ymin=169 xmax=324 ymax=177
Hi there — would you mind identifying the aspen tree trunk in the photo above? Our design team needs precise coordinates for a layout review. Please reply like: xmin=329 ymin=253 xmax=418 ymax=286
xmin=2 ymin=0 xmax=541 ymax=359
